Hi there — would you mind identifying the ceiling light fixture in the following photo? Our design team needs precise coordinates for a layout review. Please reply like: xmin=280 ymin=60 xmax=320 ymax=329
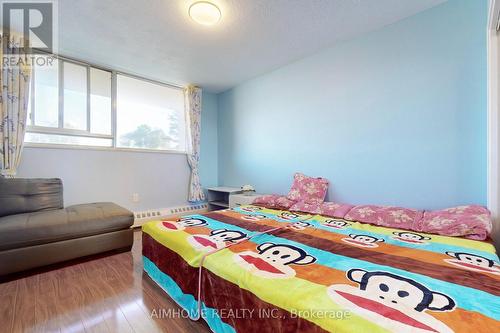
xmin=189 ymin=1 xmax=221 ymax=26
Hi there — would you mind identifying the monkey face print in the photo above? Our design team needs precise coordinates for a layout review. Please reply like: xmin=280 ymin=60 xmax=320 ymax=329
xmin=342 ymin=234 xmax=384 ymax=248
xmin=158 ymin=217 xmax=208 ymax=232
xmin=241 ymin=214 xmax=267 ymax=222
xmin=392 ymin=232 xmax=431 ymax=245
xmin=327 ymin=269 xmax=456 ymax=333
xmin=322 ymin=219 xmax=350 ymax=230
xmin=287 ymin=221 xmax=311 ymax=231
xmin=279 ymin=212 xmax=300 ymax=221
xmin=187 ymin=228 xmax=247 ymax=252
xmin=444 ymin=251 xmax=500 ymax=275
xmin=239 ymin=206 xmax=263 ymax=213
xmin=233 ymin=242 xmax=316 ymax=279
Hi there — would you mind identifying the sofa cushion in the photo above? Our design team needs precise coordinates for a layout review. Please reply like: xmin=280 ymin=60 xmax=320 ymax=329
xmin=0 ymin=178 xmax=63 ymax=217
xmin=0 ymin=202 xmax=134 ymax=251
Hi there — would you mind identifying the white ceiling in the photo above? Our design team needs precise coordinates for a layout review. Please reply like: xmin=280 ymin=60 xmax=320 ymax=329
xmin=58 ymin=0 xmax=446 ymax=93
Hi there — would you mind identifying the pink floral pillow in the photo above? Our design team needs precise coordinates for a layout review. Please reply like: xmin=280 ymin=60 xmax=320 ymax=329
xmin=252 ymin=195 xmax=279 ymax=208
xmin=289 ymin=200 xmax=322 ymax=214
xmin=275 ymin=196 xmax=296 ymax=210
xmin=414 ymin=205 xmax=492 ymax=240
xmin=286 ymin=173 xmax=329 ymax=203
xmin=344 ymin=205 xmax=422 ymax=230
xmin=252 ymin=195 xmax=295 ymax=210
xmin=320 ymin=202 xmax=355 ymax=219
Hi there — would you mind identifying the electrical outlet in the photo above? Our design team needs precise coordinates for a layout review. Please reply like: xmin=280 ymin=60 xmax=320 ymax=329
xmin=132 ymin=193 xmax=140 ymax=202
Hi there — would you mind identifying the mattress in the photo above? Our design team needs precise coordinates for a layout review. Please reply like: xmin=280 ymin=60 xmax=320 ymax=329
xmin=142 ymin=205 xmax=500 ymax=333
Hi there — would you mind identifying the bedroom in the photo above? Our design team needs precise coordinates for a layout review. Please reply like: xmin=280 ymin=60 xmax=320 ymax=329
xmin=0 ymin=0 xmax=499 ymax=332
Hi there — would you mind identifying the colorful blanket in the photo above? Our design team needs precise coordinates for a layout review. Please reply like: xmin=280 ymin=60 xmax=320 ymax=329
xmin=142 ymin=205 xmax=500 ymax=333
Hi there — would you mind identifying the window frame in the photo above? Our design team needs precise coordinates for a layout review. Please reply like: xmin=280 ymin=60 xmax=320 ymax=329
xmin=25 ymin=54 xmax=187 ymax=155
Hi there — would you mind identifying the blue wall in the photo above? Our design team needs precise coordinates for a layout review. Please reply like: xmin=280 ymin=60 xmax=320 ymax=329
xmin=217 ymin=0 xmax=487 ymax=210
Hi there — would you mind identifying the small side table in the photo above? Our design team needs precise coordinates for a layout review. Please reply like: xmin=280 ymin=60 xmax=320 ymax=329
xmin=229 ymin=192 xmax=263 ymax=208
xmin=206 ymin=187 xmax=242 ymax=211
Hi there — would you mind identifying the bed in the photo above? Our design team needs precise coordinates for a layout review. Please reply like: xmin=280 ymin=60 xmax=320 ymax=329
xmin=142 ymin=205 xmax=500 ymax=333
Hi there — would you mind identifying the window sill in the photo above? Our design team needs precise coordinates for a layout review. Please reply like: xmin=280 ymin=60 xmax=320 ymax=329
xmin=24 ymin=143 xmax=188 ymax=155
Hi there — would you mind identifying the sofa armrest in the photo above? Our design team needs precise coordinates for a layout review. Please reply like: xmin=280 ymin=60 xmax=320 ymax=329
xmin=0 ymin=178 xmax=63 ymax=217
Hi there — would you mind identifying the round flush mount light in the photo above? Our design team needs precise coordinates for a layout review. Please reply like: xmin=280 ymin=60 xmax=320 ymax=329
xmin=189 ymin=1 xmax=221 ymax=26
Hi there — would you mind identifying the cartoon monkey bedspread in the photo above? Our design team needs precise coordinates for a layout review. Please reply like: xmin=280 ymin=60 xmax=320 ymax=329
xmin=142 ymin=205 xmax=500 ymax=333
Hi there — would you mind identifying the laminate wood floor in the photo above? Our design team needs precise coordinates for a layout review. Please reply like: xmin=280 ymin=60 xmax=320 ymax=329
xmin=0 ymin=230 xmax=211 ymax=333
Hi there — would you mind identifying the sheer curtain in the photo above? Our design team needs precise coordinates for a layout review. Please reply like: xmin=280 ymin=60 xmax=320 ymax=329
xmin=0 ymin=34 xmax=32 ymax=177
xmin=185 ymin=85 xmax=205 ymax=202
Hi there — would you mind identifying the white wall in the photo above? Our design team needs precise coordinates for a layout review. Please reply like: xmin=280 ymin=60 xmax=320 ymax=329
xmin=488 ymin=0 xmax=500 ymax=251
xmin=17 ymin=92 xmax=219 ymax=212
xmin=18 ymin=148 xmax=189 ymax=211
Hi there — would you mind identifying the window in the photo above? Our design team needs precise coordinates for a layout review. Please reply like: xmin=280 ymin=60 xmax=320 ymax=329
xmin=116 ymin=74 xmax=186 ymax=151
xmin=32 ymin=59 xmax=59 ymax=127
xmin=63 ymin=62 xmax=87 ymax=130
xmin=90 ymin=68 xmax=112 ymax=135
xmin=26 ymin=56 xmax=187 ymax=153
xmin=27 ymin=58 xmax=113 ymax=147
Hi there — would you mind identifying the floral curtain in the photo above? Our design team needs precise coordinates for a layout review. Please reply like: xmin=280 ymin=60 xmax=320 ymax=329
xmin=0 ymin=34 xmax=32 ymax=177
xmin=185 ymin=85 xmax=205 ymax=202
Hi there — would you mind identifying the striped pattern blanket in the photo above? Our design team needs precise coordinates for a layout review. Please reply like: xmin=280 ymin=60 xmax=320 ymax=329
xmin=142 ymin=205 xmax=500 ymax=333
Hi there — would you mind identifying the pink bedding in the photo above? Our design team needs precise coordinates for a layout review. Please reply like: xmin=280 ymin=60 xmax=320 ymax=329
xmin=255 ymin=196 xmax=492 ymax=240
xmin=414 ymin=205 xmax=492 ymax=240
xmin=251 ymin=173 xmax=492 ymax=240
xmin=344 ymin=205 xmax=422 ymax=230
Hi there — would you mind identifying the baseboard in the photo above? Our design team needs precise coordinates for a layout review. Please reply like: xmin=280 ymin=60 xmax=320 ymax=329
xmin=132 ymin=203 xmax=209 ymax=228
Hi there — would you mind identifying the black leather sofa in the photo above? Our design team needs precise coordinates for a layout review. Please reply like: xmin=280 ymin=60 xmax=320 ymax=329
xmin=0 ymin=178 xmax=134 ymax=276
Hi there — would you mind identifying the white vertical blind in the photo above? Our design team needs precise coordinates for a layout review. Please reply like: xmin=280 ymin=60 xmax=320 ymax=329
xmin=90 ymin=68 xmax=112 ymax=135
xmin=115 ymin=74 xmax=186 ymax=151
xmin=63 ymin=62 xmax=88 ymax=130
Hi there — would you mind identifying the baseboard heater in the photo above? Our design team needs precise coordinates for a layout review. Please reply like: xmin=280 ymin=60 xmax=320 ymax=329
xmin=132 ymin=203 xmax=209 ymax=228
